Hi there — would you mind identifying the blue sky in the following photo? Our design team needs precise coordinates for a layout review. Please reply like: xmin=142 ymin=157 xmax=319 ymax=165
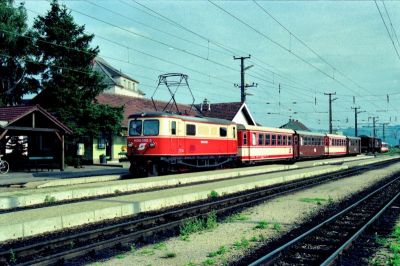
xmin=23 ymin=0 xmax=400 ymax=137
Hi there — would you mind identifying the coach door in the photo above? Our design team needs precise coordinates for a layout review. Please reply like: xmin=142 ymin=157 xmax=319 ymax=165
xmin=293 ymin=135 xmax=299 ymax=159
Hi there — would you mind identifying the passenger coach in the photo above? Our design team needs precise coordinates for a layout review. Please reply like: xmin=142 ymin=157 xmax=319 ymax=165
xmin=127 ymin=112 xmax=237 ymax=175
xmin=325 ymin=134 xmax=347 ymax=156
xmin=347 ymin=136 xmax=361 ymax=155
xmin=295 ymin=131 xmax=325 ymax=159
xmin=237 ymin=125 xmax=295 ymax=163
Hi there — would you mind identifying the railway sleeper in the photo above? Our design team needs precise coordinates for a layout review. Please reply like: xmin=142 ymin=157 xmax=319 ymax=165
xmin=291 ymin=245 xmax=333 ymax=256
xmin=283 ymin=252 xmax=320 ymax=264
xmin=307 ymin=237 xmax=342 ymax=246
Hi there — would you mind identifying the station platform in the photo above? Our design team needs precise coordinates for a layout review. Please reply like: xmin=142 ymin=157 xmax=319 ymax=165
xmin=0 ymin=155 xmax=373 ymax=210
xmin=1 ymin=155 xmax=395 ymax=242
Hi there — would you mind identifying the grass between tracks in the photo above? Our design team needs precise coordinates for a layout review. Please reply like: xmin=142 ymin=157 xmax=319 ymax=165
xmin=371 ymin=225 xmax=400 ymax=265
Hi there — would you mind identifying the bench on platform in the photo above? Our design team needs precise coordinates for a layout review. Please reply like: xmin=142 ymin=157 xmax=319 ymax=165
xmin=28 ymin=156 xmax=56 ymax=171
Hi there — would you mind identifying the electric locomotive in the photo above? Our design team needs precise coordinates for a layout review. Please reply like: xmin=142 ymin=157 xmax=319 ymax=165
xmin=126 ymin=112 xmax=237 ymax=176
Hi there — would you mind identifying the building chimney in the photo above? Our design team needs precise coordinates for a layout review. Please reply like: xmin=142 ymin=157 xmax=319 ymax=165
xmin=201 ymin=98 xmax=211 ymax=112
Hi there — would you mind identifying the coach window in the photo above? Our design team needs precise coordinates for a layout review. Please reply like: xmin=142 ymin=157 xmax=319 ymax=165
xmin=243 ymin=133 xmax=247 ymax=145
xmin=266 ymin=134 xmax=271 ymax=145
xmin=233 ymin=127 xmax=236 ymax=139
xmin=258 ymin=133 xmax=264 ymax=145
xmin=283 ymin=135 xmax=287 ymax=146
xmin=272 ymin=135 xmax=276 ymax=145
xmin=129 ymin=120 xmax=142 ymax=136
xmin=220 ymin=127 xmax=227 ymax=137
xmin=171 ymin=121 xmax=176 ymax=135
xmin=143 ymin=120 xmax=159 ymax=136
xmin=252 ymin=133 xmax=257 ymax=145
xmin=186 ymin=124 xmax=196 ymax=136
xmin=277 ymin=135 xmax=282 ymax=146
xmin=288 ymin=136 xmax=292 ymax=145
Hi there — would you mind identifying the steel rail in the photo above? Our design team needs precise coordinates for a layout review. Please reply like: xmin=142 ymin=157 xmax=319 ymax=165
xmin=5 ymin=169 xmax=353 ymax=265
xmin=248 ymin=174 xmax=400 ymax=266
xmin=1 ymin=159 xmax=398 ymax=265
xmin=320 ymin=190 xmax=400 ymax=266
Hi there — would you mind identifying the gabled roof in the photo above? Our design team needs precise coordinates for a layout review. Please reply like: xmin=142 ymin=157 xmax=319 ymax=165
xmin=195 ymin=102 xmax=242 ymax=121
xmin=194 ymin=102 xmax=257 ymax=125
xmin=96 ymin=93 xmax=201 ymax=126
xmin=0 ymin=105 xmax=72 ymax=134
xmin=93 ymin=57 xmax=145 ymax=96
xmin=280 ymin=119 xmax=310 ymax=131
xmin=94 ymin=57 xmax=139 ymax=83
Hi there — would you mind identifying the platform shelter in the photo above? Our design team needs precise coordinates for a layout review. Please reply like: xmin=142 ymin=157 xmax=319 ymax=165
xmin=0 ymin=105 xmax=72 ymax=171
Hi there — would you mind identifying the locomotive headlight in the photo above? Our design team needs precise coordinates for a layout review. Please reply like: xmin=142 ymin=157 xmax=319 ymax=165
xmin=128 ymin=142 xmax=133 ymax=148
xmin=149 ymin=141 xmax=156 ymax=148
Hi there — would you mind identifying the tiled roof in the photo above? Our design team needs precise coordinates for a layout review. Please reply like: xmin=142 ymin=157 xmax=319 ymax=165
xmin=0 ymin=105 xmax=72 ymax=134
xmin=96 ymin=93 xmax=200 ymax=126
xmin=195 ymin=102 xmax=243 ymax=121
xmin=280 ymin=119 xmax=310 ymax=131
xmin=0 ymin=105 xmax=36 ymax=122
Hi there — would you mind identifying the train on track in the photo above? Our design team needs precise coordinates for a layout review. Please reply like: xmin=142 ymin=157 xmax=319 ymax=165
xmin=126 ymin=112 xmax=383 ymax=176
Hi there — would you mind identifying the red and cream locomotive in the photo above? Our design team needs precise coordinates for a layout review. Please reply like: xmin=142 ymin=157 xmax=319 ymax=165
xmin=127 ymin=112 xmax=361 ymax=176
xmin=127 ymin=112 xmax=237 ymax=175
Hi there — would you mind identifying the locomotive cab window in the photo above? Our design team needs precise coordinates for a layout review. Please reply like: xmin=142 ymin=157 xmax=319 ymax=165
xmin=186 ymin=124 xmax=196 ymax=136
xmin=219 ymin=127 xmax=227 ymax=137
xmin=171 ymin=121 xmax=176 ymax=135
xmin=143 ymin=120 xmax=159 ymax=136
xmin=129 ymin=120 xmax=142 ymax=136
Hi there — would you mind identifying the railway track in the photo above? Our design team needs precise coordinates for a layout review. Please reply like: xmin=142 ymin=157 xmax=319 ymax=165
xmin=0 ymin=158 xmax=398 ymax=265
xmin=0 ymin=158 xmax=360 ymax=214
xmin=248 ymin=169 xmax=400 ymax=265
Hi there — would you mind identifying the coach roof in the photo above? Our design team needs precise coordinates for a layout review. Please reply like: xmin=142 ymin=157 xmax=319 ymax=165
xmin=295 ymin=130 xmax=326 ymax=137
xmin=237 ymin=124 xmax=295 ymax=134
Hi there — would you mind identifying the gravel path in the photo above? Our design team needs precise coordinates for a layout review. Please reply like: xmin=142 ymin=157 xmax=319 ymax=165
xmin=88 ymin=163 xmax=400 ymax=266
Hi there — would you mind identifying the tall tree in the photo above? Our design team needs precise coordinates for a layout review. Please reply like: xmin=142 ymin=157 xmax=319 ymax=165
xmin=0 ymin=0 xmax=39 ymax=106
xmin=31 ymin=0 xmax=123 ymax=136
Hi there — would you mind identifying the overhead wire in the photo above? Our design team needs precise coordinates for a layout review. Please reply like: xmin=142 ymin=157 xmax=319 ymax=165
xmin=24 ymin=0 xmax=396 ymax=127
xmin=208 ymin=0 xmax=388 ymax=113
xmin=374 ymin=0 xmax=400 ymax=61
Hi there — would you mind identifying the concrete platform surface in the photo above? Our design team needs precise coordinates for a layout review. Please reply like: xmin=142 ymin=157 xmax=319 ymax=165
xmin=0 ymin=161 xmax=371 ymax=242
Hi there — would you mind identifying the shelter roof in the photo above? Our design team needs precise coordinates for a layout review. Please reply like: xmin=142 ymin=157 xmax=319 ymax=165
xmin=0 ymin=105 xmax=72 ymax=134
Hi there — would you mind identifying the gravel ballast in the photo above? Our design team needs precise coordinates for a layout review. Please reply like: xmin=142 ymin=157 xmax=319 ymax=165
xmin=88 ymin=162 xmax=400 ymax=266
